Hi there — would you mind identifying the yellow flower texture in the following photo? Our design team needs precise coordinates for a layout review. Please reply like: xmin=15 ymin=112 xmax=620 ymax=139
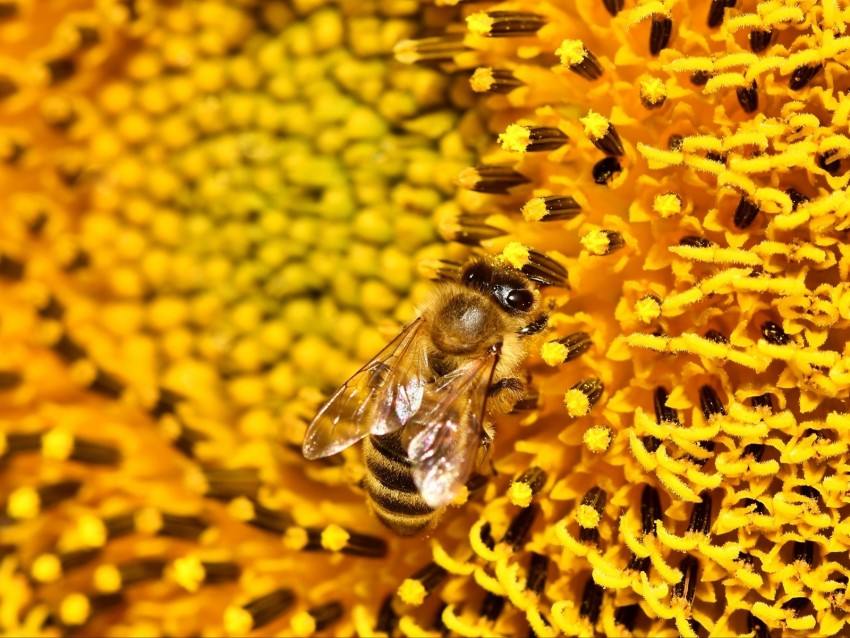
xmin=0 ymin=0 xmax=848 ymax=637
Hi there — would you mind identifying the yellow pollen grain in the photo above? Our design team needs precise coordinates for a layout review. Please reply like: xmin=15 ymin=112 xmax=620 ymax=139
xmin=224 ymin=606 xmax=254 ymax=636
xmin=78 ymin=515 xmax=108 ymax=548
xmin=31 ymin=554 xmax=61 ymax=583
xmin=227 ymin=496 xmax=256 ymax=522
xmin=579 ymin=111 xmax=610 ymax=142
xmin=470 ymin=67 xmax=495 ymax=92
xmin=94 ymin=565 xmax=122 ymax=593
xmin=8 ymin=487 xmax=40 ymax=520
xmin=283 ymin=527 xmax=309 ymax=551
xmin=509 ymin=482 xmax=534 ymax=507
xmin=398 ymin=578 xmax=428 ymax=606
xmin=564 ymin=389 xmax=591 ymax=417
xmin=556 ymin=39 xmax=587 ymax=66
xmin=653 ymin=193 xmax=682 ymax=217
xmin=60 ymin=593 xmax=91 ymax=626
xmin=581 ymin=229 xmax=612 ymax=255
xmin=575 ymin=504 xmax=601 ymax=528
xmin=522 ymin=197 xmax=550 ymax=222
xmin=466 ymin=12 xmax=495 ymax=37
xmin=320 ymin=524 xmax=350 ymax=551
xmin=635 ymin=296 xmax=662 ymax=323
xmin=583 ymin=425 xmax=613 ymax=453
xmin=499 ymin=124 xmax=532 ymax=153
xmin=172 ymin=556 xmax=205 ymax=593
xmin=541 ymin=341 xmax=569 ymax=366
xmin=41 ymin=428 xmax=74 ymax=460
xmin=502 ymin=242 xmax=530 ymax=269
xmin=135 ymin=508 xmax=164 ymax=535
xmin=290 ymin=611 xmax=317 ymax=637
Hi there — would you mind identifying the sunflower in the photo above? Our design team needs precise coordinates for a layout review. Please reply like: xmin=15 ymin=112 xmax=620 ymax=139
xmin=1 ymin=0 xmax=849 ymax=636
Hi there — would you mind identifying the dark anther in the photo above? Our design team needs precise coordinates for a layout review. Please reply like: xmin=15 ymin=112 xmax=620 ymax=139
xmin=614 ymin=604 xmax=641 ymax=631
xmin=308 ymin=601 xmax=343 ymax=633
xmin=5 ymin=433 xmax=40 ymax=454
xmin=679 ymin=235 xmax=713 ymax=248
xmin=149 ymin=387 xmax=183 ymax=418
xmin=781 ymin=597 xmax=811 ymax=616
xmin=202 ymin=467 xmax=261 ymax=500
xmin=733 ymin=195 xmax=759 ymax=228
xmin=521 ymin=249 xmax=568 ymax=288
xmin=704 ymin=329 xmax=727 ymax=344
xmin=747 ymin=612 xmax=772 ymax=638
xmin=699 ymin=386 xmax=726 ymax=419
xmin=0 ymin=254 xmax=24 ymax=280
xmin=480 ymin=593 xmax=506 ymax=622
xmin=667 ymin=134 xmax=684 ymax=151
xmin=627 ymin=553 xmax=650 ymax=573
xmin=521 ymin=127 xmax=570 ymax=152
xmin=581 ymin=487 xmax=607 ymax=517
xmin=654 ymin=387 xmax=680 ymax=425
xmin=579 ymin=526 xmax=601 ymax=546
xmin=410 ymin=562 xmax=448 ymax=594
xmin=602 ymin=0 xmax=625 ymax=16
xmin=761 ymin=321 xmax=791 ymax=345
xmin=750 ymin=393 xmax=772 ymax=411
xmin=789 ymin=64 xmax=822 ymax=90
xmin=707 ymin=0 xmax=733 ymax=27
xmin=103 ymin=514 xmax=135 ymax=539
xmin=340 ymin=530 xmax=388 ymax=558
xmin=705 ymin=151 xmax=727 ymax=164
xmin=556 ymin=332 xmax=593 ymax=361
xmin=471 ymin=68 xmax=524 ymax=94
xmin=737 ymin=551 xmax=755 ymax=568
xmin=449 ymin=215 xmax=507 ymax=246
xmin=571 ymin=378 xmax=604 ymax=410
xmin=116 ymin=559 xmax=167 ymax=588
xmin=563 ymin=45 xmax=603 ymax=80
xmin=243 ymin=499 xmax=293 ymax=534
xmin=579 ymin=578 xmax=604 ymax=624
xmin=87 ymin=368 xmax=126 ymax=399
xmin=593 ymin=230 xmax=625 ymax=254
xmin=649 ymin=15 xmax=672 ymax=56
xmin=38 ymin=480 xmax=82 ymax=509
xmin=796 ymin=485 xmax=821 ymax=508
xmin=589 ymin=124 xmax=624 ymax=156
xmin=740 ymin=497 xmax=768 ymax=516
xmin=641 ymin=485 xmax=663 ymax=535
xmin=173 ymin=423 xmax=209 ymax=460
xmin=818 ymin=150 xmax=842 ymax=175
xmin=0 ymin=3 xmax=18 ymax=20
xmin=643 ymin=435 xmax=660 ymax=452
xmin=0 ymin=76 xmax=17 ymax=100
xmin=687 ymin=493 xmax=712 ymax=535
xmin=503 ymin=504 xmax=538 ymax=550
xmin=243 ymin=588 xmax=295 ymax=631
xmin=475 ymin=11 xmax=546 ymax=37
xmin=749 ymin=29 xmax=773 ymax=52
xmin=158 ymin=513 xmax=209 ymax=540
xmin=480 ymin=521 xmax=496 ymax=550
xmin=793 ymin=540 xmax=816 ymax=567
xmin=46 ymin=58 xmax=76 ymax=85
xmin=523 ymin=195 xmax=582 ymax=221
xmin=459 ymin=165 xmax=530 ymax=194
xmin=515 ymin=467 xmax=547 ymax=496
xmin=690 ymin=70 xmax=712 ymax=86
xmin=592 ymin=157 xmax=621 ymax=184
xmin=0 ymin=371 xmax=21 ymax=391
xmin=375 ymin=594 xmax=397 ymax=635
xmin=527 ymin=553 xmax=549 ymax=595
xmin=71 ymin=439 xmax=121 ymax=465
xmin=673 ymin=556 xmax=698 ymax=605
xmin=785 ymin=188 xmax=809 ymax=210
xmin=736 ymin=82 xmax=759 ymax=113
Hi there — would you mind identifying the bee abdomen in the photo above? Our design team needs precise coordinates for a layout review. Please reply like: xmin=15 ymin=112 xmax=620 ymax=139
xmin=364 ymin=434 xmax=435 ymax=536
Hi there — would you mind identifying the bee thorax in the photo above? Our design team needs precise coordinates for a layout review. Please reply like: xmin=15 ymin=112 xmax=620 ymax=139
xmin=429 ymin=293 xmax=501 ymax=355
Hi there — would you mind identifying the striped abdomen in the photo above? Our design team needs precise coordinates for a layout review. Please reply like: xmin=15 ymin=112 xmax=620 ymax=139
xmin=362 ymin=431 xmax=436 ymax=536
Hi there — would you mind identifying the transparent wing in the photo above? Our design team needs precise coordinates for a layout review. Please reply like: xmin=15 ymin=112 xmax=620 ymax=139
xmin=302 ymin=317 xmax=428 ymax=459
xmin=403 ymin=348 xmax=499 ymax=509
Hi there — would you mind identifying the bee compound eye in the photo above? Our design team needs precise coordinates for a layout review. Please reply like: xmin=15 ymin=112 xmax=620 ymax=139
xmin=506 ymin=288 xmax=534 ymax=311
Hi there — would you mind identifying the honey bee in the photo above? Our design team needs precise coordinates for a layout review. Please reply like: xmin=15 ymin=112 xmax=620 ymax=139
xmin=302 ymin=257 xmax=549 ymax=535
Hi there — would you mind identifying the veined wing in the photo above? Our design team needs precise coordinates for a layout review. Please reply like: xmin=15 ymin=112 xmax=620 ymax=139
xmin=403 ymin=346 xmax=499 ymax=509
xmin=302 ymin=317 xmax=428 ymax=459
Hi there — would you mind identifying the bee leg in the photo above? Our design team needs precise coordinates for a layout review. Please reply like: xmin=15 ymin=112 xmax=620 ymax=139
xmin=488 ymin=376 xmax=526 ymax=414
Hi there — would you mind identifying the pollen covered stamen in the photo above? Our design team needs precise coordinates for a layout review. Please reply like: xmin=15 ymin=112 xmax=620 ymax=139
xmin=522 ymin=195 xmax=581 ymax=222
xmin=225 ymin=588 xmax=295 ymax=634
xmin=580 ymin=111 xmax=624 ymax=156
xmin=500 ymin=124 xmax=569 ymax=153
xmin=575 ymin=487 xmax=606 ymax=528
xmin=467 ymin=11 xmax=546 ymax=38
xmin=581 ymin=229 xmax=624 ymax=255
xmin=564 ymin=378 xmax=604 ymax=417
xmin=509 ymin=466 xmax=547 ymax=507
xmin=556 ymin=40 xmax=603 ymax=80
xmin=470 ymin=67 xmax=523 ymax=94
xmin=399 ymin=562 xmax=448 ymax=605
xmin=541 ymin=331 xmax=592 ymax=365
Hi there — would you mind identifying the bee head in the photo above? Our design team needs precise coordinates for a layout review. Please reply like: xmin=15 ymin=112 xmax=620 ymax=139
xmin=459 ymin=258 xmax=537 ymax=314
